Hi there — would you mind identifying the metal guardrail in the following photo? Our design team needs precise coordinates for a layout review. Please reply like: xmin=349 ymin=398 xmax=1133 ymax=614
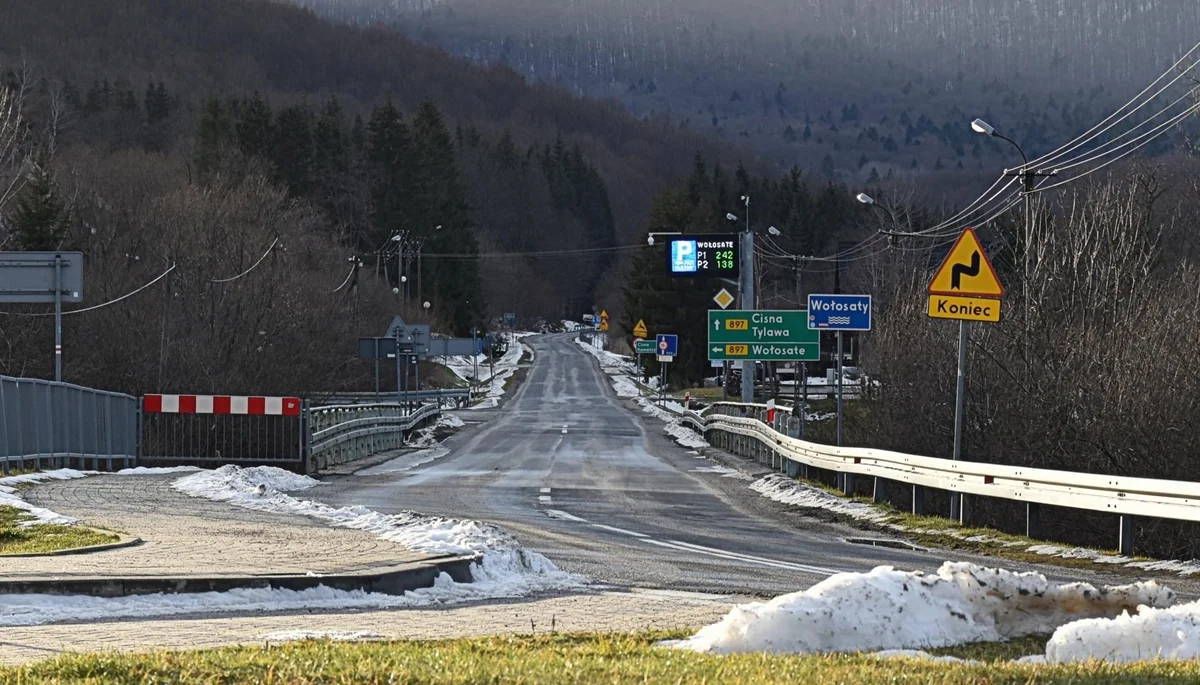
xmin=0 ymin=375 xmax=137 ymax=473
xmin=313 ymin=389 xmax=473 ymax=407
xmin=684 ymin=401 xmax=1195 ymax=556
xmin=308 ymin=402 xmax=439 ymax=471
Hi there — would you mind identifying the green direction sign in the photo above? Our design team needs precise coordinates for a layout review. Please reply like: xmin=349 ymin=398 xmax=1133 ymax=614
xmin=707 ymin=309 xmax=820 ymax=361
xmin=634 ymin=339 xmax=657 ymax=354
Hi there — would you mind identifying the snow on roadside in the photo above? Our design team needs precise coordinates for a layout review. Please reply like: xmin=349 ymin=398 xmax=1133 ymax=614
xmin=690 ymin=464 xmax=754 ymax=481
xmin=173 ymin=465 xmax=582 ymax=598
xmin=0 ymin=579 xmax=545 ymax=627
xmin=357 ymin=447 xmax=450 ymax=476
xmin=663 ymin=562 xmax=1174 ymax=655
xmin=115 ymin=466 xmax=204 ymax=476
xmin=750 ymin=474 xmax=891 ymax=524
xmin=574 ymin=336 xmax=710 ymax=450
xmin=1040 ymin=599 xmax=1200 ymax=663
xmin=0 ymin=469 xmax=94 ymax=526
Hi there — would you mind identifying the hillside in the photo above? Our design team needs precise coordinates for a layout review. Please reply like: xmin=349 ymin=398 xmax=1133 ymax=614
xmin=294 ymin=0 xmax=1200 ymax=180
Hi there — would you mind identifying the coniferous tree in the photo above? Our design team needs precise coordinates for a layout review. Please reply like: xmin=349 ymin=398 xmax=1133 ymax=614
xmin=194 ymin=97 xmax=234 ymax=183
xmin=411 ymin=100 xmax=482 ymax=335
xmin=10 ymin=147 xmax=71 ymax=251
xmin=271 ymin=104 xmax=314 ymax=197
xmin=236 ymin=93 xmax=273 ymax=161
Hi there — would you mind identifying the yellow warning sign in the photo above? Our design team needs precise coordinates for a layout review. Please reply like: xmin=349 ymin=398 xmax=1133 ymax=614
xmin=928 ymin=295 xmax=1002 ymax=323
xmin=598 ymin=310 xmax=610 ymax=332
xmin=632 ymin=320 xmax=648 ymax=338
xmin=928 ymin=228 xmax=1005 ymax=297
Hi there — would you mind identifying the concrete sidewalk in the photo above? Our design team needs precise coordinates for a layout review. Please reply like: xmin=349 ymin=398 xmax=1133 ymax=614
xmin=3 ymin=474 xmax=465 ymax=595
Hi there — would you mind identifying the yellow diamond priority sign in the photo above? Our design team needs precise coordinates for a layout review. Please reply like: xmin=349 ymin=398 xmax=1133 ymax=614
xmin=712 ymin=288 xmax=735 ymax=310
xmin=632 ymin=319 xmax=648 ymax=338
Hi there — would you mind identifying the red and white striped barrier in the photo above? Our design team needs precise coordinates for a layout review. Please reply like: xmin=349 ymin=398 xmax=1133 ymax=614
xmin=142 ymin=395 xmax=302 ymax=417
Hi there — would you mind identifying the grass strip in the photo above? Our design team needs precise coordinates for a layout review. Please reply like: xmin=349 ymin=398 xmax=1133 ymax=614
xmin=5 ymin=631 xmax=1200 ymax=684
xmin=0 ymin=506 xmax=119 ymax=556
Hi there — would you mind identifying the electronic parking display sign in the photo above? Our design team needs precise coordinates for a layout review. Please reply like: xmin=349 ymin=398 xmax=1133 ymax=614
xmin=667 ymin=234 xmax=739 ymax=279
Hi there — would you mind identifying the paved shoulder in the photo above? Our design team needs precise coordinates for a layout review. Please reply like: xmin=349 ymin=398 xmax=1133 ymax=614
xmin=7 ymin=475 xmax=431 ymax=580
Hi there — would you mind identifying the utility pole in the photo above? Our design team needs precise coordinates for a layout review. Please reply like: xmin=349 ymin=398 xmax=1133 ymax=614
xmin=740 ymin=231 xmax=755 ymax=405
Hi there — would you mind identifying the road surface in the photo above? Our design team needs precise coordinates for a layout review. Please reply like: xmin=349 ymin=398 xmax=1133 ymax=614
xmin=321 ymin=334 xmax=1167 ymax=596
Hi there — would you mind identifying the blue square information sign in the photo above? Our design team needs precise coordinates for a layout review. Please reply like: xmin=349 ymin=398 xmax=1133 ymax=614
xmin=666 ymin=234 xmax=739 ymax=279
xmin=655 ymin=334 xmax=679 ymax=357
xmin=670 ymin=240 xmax=698 ymax=273
xmin=807 ymin=294 xmax=872 ymax=331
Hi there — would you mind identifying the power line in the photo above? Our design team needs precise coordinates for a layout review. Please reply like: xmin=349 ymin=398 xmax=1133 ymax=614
xmin=208 ymin=238 xmax=280 ymax=284
xmin=0 ymin=264 xmax=177 ymax=317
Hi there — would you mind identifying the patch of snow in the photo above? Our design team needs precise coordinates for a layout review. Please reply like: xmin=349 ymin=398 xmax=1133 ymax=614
xmin=357 ymin=447 xmax=450 ymax=475
xmin=750 ymin=474 xmax=892 ymax=524
xmin=664 ymin=562 xmax=1173 ymax=655
xmin=0 ymin=575 xmax=566 ymax=627
xmin=0 ymin=469 xmax=95 ymax=527
xmin=263 ymin=630 xmax=385 ymax=642
xmin=1044 ymin=599 xmax=1200 ymax=663
xmin=115 ymin=466 xmax=204 ymax=475
xmin=173 ymin=466 xmax=582 ymax=599
xmin=690 ymin=465 xmax=753 ymax=481
xmin=869 ymin=649 xmax=977 ymax=664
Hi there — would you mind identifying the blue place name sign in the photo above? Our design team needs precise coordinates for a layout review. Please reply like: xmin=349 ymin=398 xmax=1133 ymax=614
xmin=807 ymin=294 xmax=872 ymax=331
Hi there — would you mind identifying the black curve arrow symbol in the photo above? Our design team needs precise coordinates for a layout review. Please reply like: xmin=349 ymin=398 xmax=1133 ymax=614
xmin=951 ymin=251 xmax=980 ymax=290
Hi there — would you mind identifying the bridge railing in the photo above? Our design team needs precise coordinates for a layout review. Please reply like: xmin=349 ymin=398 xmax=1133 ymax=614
xmin=0 ymin=375 xmax=138 ymax=473
xmin=684 ymin=401 xmax=1200 ymax=557
xmin=139 ymin=394 xmax=440 ymax=473
xmin=308 ymin=402 xmax=439 ymax=471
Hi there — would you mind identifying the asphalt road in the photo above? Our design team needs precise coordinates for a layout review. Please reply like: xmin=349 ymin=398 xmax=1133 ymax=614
xmin=321 ymin=334 xmax=1188 ymax=597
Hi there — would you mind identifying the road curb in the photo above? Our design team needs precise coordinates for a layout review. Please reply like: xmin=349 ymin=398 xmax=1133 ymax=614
xmin=0 ymin=532 xmax=143 ymax=558
xmin=0 ymin=554 xmax=480 ymax=598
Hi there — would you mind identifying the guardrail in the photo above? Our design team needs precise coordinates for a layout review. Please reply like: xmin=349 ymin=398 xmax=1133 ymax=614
xmin=683 ymin=401 xmax=1195 ymax=557
xmin=312 ymin=389 xmax=473 ymax=408
xmin=0 ymin=375 xmax=137 ymax=473
xmin=308 ymin=402 xmax=439 ymax=471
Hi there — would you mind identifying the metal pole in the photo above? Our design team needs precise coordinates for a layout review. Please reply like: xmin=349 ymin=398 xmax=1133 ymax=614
xmin=836 ymin=331 xmax=844 ymax=446
xmin=801 ymin=362 xmax=808 ymax=439
xmin=54 ymin=255 xmax=63 ymax=382
xmin=740 ymin=230 xmax=755 ymax=404
xmin=374 ymin=340 xmax=381 ymax=400
xmin=417 ymin=246 xmax=423 ymax=308
xmin=394 ymin=337 xmax=403 ymax=407
xmin=951 ymin=320 xmax=969 ymax=522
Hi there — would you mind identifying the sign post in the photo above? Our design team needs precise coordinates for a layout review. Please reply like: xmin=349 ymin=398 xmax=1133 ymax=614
xmin=925 ymin=228 xmax=1004 ymax=523
xmin=0 ymin=252 xmax=84 ymax=382
xmin=655 ymin=334 xmax=678 ymax=404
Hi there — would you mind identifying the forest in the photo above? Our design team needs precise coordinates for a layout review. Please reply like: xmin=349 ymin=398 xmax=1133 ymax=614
xmin=0 ymin=0 xmax=868 ymax=397
xmin=296 ymin=0 xmax=1200 ymax=182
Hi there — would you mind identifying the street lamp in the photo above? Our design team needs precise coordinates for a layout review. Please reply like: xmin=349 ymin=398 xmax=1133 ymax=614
xmin=767 ymin=226 xmax=782 ymax=236
xmin=646 ymin=231 xmax=682 ymax=246
xmin=970 ymin=118 xmax=1029 ymax=170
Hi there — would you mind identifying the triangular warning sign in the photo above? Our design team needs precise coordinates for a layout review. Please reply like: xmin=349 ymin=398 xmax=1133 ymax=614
xmin=632 ymin=320 xmax=648 ymax=338
xmin=928 ymin=228 xmax=1005 ymax=297
xmin=600 ymin=310 xmax=609 ymax=320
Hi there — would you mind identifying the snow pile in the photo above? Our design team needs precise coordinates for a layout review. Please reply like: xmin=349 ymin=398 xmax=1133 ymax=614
xmin=172 ymin=464 xmax=320 ymax=503
xmin=1043 ymin=600 xmax=1200 ymax=663
xmin=750 ymin=475 xmax=892 ymax=524
xmin=403 ymin=412 xmax=467 ymax=450
xmin=173 ymin=465 xmax=581 ymax=597
xmin=561 ymin=320 xmax=588 ymax=331
xmin=471 ymin=340 xmax=530 ymax=410
xmin=0 ymin=469 xmax=94 ymax=526
xmin=116 ymin=466 xmax=203 ymax=475
xmin=664 ymin=562 xmax=1173 ymax=655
